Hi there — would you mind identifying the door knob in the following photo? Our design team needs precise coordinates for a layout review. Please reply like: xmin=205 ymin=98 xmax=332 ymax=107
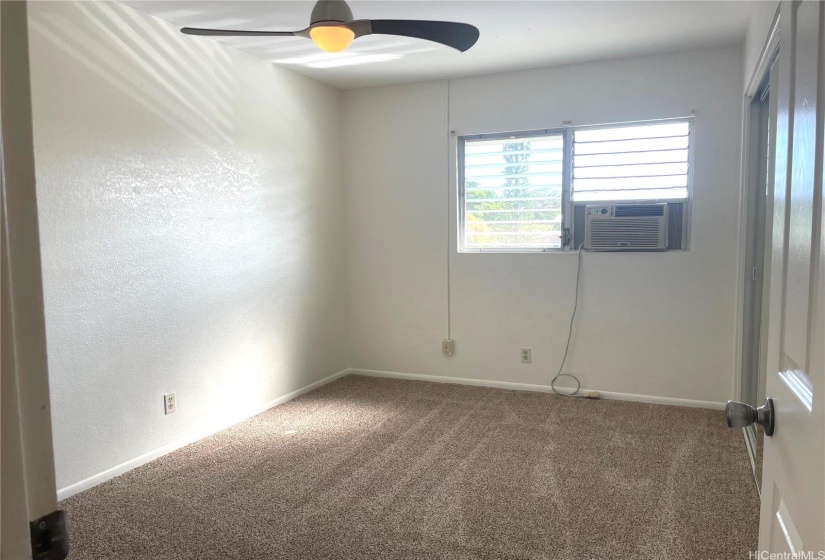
xmin=725 ymin=397 xmax=775 ymax=437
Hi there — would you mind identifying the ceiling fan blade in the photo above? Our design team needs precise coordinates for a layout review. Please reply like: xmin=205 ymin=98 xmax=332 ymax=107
xmin=366 ymin=20 xmax=479 ymax=52
xmin=181 ymin=27 xmax=298 ymax=37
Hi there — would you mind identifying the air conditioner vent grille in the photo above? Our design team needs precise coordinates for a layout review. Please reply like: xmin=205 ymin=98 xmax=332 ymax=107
xmin=614 ymin=205 xmax=665 ymax=217
xmin=584 ymin=204 xmax=668 ymax=251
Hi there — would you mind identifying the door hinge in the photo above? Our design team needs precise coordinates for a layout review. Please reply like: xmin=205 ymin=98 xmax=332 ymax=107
xmin=562 ymin=227 xmax=571 ymax=248
xmin=30 ymin=510 xmax=69 ymax=560
xmin=752 ymin=266 xmax=758 ymax=281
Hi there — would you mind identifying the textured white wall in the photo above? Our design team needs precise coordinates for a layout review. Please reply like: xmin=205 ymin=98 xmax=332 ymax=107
xmin=343 ymin=45 xmax=744 ymax=403
xmin=28 ymin=1 xmax=348 ymax=491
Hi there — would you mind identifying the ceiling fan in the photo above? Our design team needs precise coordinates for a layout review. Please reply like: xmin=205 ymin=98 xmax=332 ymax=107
xmin=181 ymin=0 xmax=480 ymax=54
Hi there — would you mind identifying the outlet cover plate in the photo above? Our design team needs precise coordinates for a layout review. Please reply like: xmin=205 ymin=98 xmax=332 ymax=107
xmin=164 ymin=393 xmax=176 ymax=415
xmin=521 ymin=348 xmax=532 ymax=363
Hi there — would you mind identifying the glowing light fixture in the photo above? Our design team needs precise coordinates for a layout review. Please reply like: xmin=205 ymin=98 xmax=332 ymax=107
xmin=181 ymin=0 xmax=480 ymax=55
xmin=309 ymin=25 xmax=355 ymax=52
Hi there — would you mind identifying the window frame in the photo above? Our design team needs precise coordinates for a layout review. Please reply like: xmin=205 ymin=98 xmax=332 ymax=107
xmin=458 ymin=127 xmax=570 ymax=254
xmin=457 ymin=117 xmax=695 ymax=253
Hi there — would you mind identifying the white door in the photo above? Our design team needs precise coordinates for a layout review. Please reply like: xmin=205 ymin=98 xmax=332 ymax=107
xmin=758 ymin=0 xmax=825 ymax=554
xmin=1 ymin=1 xmax=63 ymax=559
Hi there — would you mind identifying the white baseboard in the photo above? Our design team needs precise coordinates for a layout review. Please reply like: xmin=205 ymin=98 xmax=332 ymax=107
xmin=59 ymin=366 xmax=725 ymax=500
xmin=349 ymin=368 xmax=726 ymax=411
xmin=57 ymin=368 xmax=350 ymax=501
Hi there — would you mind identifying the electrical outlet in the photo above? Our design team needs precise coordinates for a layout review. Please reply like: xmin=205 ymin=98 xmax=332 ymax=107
xmin=164 ymin=393 xmax=176 ymax=415
xmin=520 ymin=348 xmax=532 ymax=363
xmin=442 ymin=339 xmax=454 ymax=356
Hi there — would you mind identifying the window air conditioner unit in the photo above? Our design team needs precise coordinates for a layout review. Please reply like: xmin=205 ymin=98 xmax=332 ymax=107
xmin=584 ymin=203 xmax=668 ymax=251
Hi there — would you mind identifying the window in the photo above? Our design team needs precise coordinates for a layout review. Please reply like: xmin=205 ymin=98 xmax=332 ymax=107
xmin=572 ymin=121 xmax=691 ymax=202
xmin=461 ymin=132 xmax=565 ymax=251
xmin=459 ymin=118 xmax=693 ymax=252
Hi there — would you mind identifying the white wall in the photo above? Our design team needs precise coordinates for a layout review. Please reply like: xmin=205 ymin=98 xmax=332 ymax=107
xmin=344 ymin=45 xmax=744 ymax=404
xmin=28 ymin=1 xmax=348 ymax=492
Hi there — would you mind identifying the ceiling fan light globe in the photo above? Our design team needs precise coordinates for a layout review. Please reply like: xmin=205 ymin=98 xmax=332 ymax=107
xmin=310 ymin=26 xmax=355 ymax=52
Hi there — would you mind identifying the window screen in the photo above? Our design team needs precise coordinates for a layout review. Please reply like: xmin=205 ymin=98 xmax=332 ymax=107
xmin=572 ymin=121 xmax=691 ymax=202
xmin=461 ymin=133 xmax=564 ymax=250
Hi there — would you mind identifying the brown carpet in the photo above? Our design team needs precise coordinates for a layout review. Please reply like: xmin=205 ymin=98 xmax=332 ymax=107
xmin=61 ymin=375 xmax=760 ymax=559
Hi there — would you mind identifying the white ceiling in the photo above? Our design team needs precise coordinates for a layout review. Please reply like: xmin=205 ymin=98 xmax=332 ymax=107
xmin=124 ymin=1 xmax=755 ymax=89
